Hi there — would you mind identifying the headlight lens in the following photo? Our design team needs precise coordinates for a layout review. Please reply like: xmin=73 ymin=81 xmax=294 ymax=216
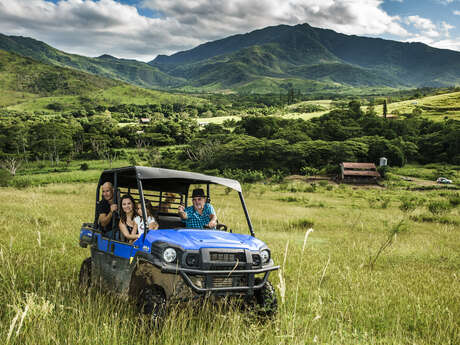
xmin=260 ymin=249 xmax=270 ymax=264
xmin=163 ymin=248 xmax=177 ymax=263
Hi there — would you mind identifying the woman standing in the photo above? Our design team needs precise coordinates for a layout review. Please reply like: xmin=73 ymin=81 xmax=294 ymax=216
xmin=119 ymin=194 xmax=140 ymax=243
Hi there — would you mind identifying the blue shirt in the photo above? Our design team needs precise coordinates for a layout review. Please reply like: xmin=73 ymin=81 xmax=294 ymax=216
xmin=183 ymin=203 xmax=216 ymax=229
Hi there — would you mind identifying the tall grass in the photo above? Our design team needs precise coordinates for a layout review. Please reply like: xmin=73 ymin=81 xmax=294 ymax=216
xmin=0 ymin=182 xmax=459 ymax=344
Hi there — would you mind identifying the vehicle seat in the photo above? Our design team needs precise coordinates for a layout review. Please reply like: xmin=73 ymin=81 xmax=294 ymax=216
xmin=157 ymin=214 xmax=184 ymax=229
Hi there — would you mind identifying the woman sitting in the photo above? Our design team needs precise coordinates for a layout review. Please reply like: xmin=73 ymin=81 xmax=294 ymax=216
xmin=135 ymin=199 xmax=159 ymax=234
xmin=119 ymin=195 xmax=140 ymax=244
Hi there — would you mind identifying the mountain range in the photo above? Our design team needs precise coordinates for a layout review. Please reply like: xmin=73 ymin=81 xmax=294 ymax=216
xmin=2 ymin=23 xmax=460 ymax=94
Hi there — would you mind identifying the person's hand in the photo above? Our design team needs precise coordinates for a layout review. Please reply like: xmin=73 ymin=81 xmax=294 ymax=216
xmin=208 ymin=219 xmax=217 ymax=229
xmin=178 ymin=204 xmax=185 ymax=213
xmin=110 ymin=204 xmax=118 ymax=212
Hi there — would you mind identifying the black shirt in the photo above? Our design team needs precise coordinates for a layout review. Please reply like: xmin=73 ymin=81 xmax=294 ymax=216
xmin=96 ymin=199 xmax=116 ymax=233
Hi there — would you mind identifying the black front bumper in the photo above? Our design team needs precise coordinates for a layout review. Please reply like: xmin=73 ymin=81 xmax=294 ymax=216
xmin=161 ymin=263 xmax=280 ymax=294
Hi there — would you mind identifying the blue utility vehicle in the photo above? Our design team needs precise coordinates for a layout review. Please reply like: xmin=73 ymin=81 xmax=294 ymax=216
xmin=79 ymin=166 xmax=279 ymax=324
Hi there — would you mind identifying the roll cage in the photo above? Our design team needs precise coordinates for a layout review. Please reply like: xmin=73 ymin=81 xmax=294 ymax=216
xmin=94 ymin=166 xmax=255 ymax=240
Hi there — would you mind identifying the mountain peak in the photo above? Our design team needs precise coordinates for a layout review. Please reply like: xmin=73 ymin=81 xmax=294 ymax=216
xmin=97 ymin=54 xmax=117 ymax=60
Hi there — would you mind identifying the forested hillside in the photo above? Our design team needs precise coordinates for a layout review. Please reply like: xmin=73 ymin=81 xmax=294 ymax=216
xmin=0 ymin=50 xmax=119 ymax=95
xmin=0 ymin=34 xmax=185 ymax=89
xmin=151 ymin=23 xmax=460 ymax=92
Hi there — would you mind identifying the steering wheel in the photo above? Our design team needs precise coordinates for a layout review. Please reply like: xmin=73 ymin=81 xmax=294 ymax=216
xmin=216 ymin=223 xmax=228 ymax=231
xmin=203 ymin=223 xmax=228 ymax=231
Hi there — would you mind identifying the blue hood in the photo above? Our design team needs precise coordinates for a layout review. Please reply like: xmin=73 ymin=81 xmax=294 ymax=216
xmin=144 ymin=229 xmax=266 ymax=251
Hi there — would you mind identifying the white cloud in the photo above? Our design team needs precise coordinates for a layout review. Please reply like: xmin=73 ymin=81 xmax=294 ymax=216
xmin=403 ymin=15 xmax=460 ymax=51
xmin=440 ymin=21 xmax=455 ymax=37
xmin=405 ymin=15 xmax=439 ymax=37
xmin=0 ymin=0 xmax=411 ymax=60
xmin=404 ymin=34 xmax=460 ymax=52
xmin=454 ymin=10 xmax=460 ymax=15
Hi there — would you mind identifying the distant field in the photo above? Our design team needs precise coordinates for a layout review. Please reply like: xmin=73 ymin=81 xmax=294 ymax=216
xmin=372 ymin=91 xmax=460 ymax=121
xmin=1 ymin=163 xmax=459 ymax=345
xmin=198 ymin=91 xmax=460 ymax=125
xmin=6 ymin=85 xmax=208 ymax=113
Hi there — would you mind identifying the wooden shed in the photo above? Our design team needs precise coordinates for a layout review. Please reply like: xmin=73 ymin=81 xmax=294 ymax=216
xmin=339 ymin=162 xmax=381 ymax=184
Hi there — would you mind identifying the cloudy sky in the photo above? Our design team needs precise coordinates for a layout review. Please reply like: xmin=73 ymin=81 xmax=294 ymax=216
xmin=0 ymin=0 xmax=459 ymax=61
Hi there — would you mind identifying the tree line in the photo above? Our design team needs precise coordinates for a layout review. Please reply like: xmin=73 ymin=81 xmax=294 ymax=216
xmin=0 ymin=99 xmax=459 ymax=178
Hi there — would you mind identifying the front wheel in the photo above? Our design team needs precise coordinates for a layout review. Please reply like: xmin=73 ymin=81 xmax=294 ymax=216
xmin=137 ymin=286 xmax=167 ymax=328
xmin=254 ymin=279 xmax=278 ymax=318
xmin=79 ymin=257 xmax=92 ymax=291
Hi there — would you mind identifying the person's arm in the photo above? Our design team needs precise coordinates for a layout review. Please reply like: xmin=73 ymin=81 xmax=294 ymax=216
xmin=119 ymin=221 xmax=140 ymax=241
xmin=207 ymin=204 xmax=217 ymax=228
xmin=148 ymin=220 xmax=159 ymax=230
xmin=177 ymin=205 xmax=188 ymax=220
xmin=99 ymin=203 xmax=117 ymax=227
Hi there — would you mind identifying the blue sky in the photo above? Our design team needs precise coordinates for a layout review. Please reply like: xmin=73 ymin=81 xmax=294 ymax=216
xmin=0 ymin=0 xmax=459 ymax=61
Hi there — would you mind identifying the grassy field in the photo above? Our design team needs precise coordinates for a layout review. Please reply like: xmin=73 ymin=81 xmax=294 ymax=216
xmin=1 ymin=168 xmax=459 ymax=345
xmin=5 ymin=85 xmax=208 ymax=113
xmin=372 ymin=91 xmax=460 ymax=121
xmin=198 ymin=91 xmax=460 ymax=125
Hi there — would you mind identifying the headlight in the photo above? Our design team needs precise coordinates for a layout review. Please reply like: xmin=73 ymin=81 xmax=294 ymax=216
xmin=260 ymin=249 xmax=270 ymax=264
xmin=163 ymin=248 xmax=177 ymax=263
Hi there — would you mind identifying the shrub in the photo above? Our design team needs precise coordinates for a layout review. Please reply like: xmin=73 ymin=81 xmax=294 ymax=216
xmin=278 ymin=196 xmax=304 ymax=203
xmin=221 ymin=169 xmax=265 ymax=183
xmin=377 ymin=165 xmax=389 ymax=178
xmin=288 ymin=218 xmax=315 ymax=230
xmin=319 ymin=180 xmax=329 ymax=187
xmin=427 ymin=200 xmax=451 ymax=215
xmin=80 ymin=163 xmax=89 ymax=171
xmin=10 ymin=177 xmax=33 ymax=189
xmin=300 ymin=166 xmax=319 ymax=176
xmin=305 ymin=183 xmax=317 ymax=193
xmin=399 ymin=196 xmax=417 ymax=212
xmin=270 ymin=170 xmax=287 ymax=184
xmin=380 ymin=196 xmax=391 ymax=209
xmin=0 ymin=169 xmax=13 ymax=187
xmin=448 ymin=194 xmax=460 ymax=207
xmin=128 ymin=155 xmax=137 ymax=166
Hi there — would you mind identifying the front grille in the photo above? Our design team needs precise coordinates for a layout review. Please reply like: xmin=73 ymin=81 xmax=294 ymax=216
xmin=212 ymin=276 xmax=247 ymax=288
xmin=209 ymin=264 xmax=245 ymax=271
xmin=210 ymin=252 xmax=246 ymax=262
xmin=213 ymin=276 xmax=233 ymax=288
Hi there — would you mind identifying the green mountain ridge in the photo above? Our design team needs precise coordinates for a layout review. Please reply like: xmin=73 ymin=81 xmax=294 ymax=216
xmin=151 ymin=23 xmax=460 ymax=92
xmin=2 ymin=22 xmax=460 ymax=94
xmin=0 ymin=49 xmax=119 ymax=96
xmin=0 ymin=33 xmax=186 ymax=89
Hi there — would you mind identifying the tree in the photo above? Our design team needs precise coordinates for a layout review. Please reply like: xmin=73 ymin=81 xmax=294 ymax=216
xmin=383 ymin=99 xmax=388 ymax=119
xmin=29 ymin=120 xmax=74 ymax=165
xmin=0 ymin=155 xmax=22 ymax=176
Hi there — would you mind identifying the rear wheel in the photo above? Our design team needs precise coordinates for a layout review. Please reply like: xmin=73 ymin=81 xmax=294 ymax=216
xmin=137 ymin=286 xmax=167 ymax=328
xmin=79 ymin=257 xmax=92 ymax=290
xmin=254 ymin=279 xmax=278 ymax=318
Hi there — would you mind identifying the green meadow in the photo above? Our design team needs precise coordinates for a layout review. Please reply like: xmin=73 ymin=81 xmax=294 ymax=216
xmin=1 ymin=166 xmax=459 ymax=345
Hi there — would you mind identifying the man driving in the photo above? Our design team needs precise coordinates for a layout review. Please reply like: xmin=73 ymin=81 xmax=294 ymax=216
xmin=177 ymin=188 xmax=217 ymax=229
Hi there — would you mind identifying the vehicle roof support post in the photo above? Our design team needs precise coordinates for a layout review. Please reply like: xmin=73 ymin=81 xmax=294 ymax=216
xmin=239 ymin=192 xmax=255 ymax=237
xmin=94 ymin=175 xmax=103 ymax=227
xmin=136 ymin=176 xmax=148 ymax=243
xmin=207 ymin=184 xmax=210 ymax=203
xmin=112 ymin=172 xmax=118 ymax=240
